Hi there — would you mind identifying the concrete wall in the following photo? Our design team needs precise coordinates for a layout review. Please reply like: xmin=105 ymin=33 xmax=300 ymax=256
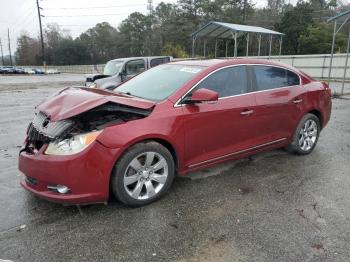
xmin=29 ymin=53 xmax=350 ymax=80
xmin=20 ymin=64 xmax=105 ymax=74
xmin=250 ymin=53 xmax=349 ymax=80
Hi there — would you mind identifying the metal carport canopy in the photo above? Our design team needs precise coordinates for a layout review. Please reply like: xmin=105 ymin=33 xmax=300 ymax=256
xmin=327 ymin=9 xmax=350 ymax=96
xmin=191 ymin=21 xmax=284 ymax=58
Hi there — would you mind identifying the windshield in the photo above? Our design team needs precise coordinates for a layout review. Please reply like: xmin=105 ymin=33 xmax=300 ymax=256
xmin=103 ymin=60 xmax=123 ymax=75
xmin=115 ymin=64 xmax=205 ymax=101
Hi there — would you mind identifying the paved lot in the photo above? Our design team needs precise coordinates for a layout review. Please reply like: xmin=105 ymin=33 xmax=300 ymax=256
xmin=0 ymin=75 xmax=349 ymax=261
xmin=0 ymin=74 xmax=85 ymax=91
xmin=0 ymin=74 xmax=85 ymax=84
xmin=329 ymin=81 xmax=350 ymax=95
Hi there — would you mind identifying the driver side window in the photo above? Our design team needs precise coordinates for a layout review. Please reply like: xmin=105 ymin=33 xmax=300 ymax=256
xmin=125 ymin=59 xmax=146 ymax=76
xmin=194 ymin=66 xmax=249 ymax=98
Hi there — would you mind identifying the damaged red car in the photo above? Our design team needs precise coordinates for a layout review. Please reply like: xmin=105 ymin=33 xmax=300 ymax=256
xmin=19 ymin=59 xmax=332 ymax=206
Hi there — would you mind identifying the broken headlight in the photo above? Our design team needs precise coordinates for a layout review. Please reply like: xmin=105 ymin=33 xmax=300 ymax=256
xmin=45 ymin=131 xmax=102 ymax=155
xmin=89 ymin=83 xmax=97 ymax=88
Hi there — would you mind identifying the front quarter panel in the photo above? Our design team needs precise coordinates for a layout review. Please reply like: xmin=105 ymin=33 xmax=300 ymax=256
xmin=97 ymin=101 xmax=186 ymax=172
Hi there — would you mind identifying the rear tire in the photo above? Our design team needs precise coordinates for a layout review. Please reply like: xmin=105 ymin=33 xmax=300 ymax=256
xmin=111 ymin=141 xmax=175 ymax=207
xmin=287 ymin=113 xmax=321 ymax=155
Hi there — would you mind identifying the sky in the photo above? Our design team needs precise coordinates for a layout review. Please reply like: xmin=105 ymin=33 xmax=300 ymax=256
xmin=0 ymin=0 xmax=279 ymax=56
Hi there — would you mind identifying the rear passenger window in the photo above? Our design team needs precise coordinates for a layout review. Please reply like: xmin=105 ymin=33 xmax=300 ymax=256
xmin=125 ymin=59 xmax=145 ymax=76
xmin=196 ymin=66 xmax=248 ymax=97
xmin=253 ymin=66 xmax=300 ymax=91
xmin=287 ymin=70 xmax=300 ymax=86
xmin=150 ymin=57 xmax=170 ymax=67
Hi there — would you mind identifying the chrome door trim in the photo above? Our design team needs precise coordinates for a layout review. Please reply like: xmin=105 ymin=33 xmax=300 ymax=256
xmin=174 ymin=63 xmax=302 ymax=107
xmin=240 ymin=109 xmax=254 ymax=115
xmin=188 ymin=137 xmax=287 ymax=168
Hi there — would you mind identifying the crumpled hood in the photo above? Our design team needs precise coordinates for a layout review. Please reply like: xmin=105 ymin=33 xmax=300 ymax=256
xmin=37 ymin=87 xmax=156 ymax=121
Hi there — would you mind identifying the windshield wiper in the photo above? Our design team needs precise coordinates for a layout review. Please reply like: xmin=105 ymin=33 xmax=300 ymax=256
xmin=115 ymin=91 xmax=133 ymax=97
xmin=115 ymin=90 xmax=153 ymax=101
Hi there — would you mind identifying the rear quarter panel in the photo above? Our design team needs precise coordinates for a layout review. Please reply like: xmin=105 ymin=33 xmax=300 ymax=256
xmin=301 ymin=81 xmax=332 ymax=128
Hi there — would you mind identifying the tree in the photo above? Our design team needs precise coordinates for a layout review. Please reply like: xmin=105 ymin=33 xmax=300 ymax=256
xmin=118 ymin=13 xmax=151 ymax=57
xmin=161 ymin=43 xmax=189 ymax=58
xmin=275 ymin=2 xmax=314 ymax=54
xmin=154 ymin=3 xmax=181 ymax=48
xmin=299 ymin=22 xmax=346 ymax=54
xmin=15 ymin=33 xmax=40 ymax=65
xmin=14 ymin=0 xmax=350 ymax=65
xmin=267 ymin=0 xmax=285 ymax=14
xmin=53 ymin=38 xmax=90 ymax=65
xmin=44 ymin=24 xmax=67 ymax=64
xmin=79 ymin=22 xmax=120 ymax=63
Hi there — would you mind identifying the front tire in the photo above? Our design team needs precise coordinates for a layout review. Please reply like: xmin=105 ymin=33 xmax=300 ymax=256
xmin=111 ymin=141 xmax=175 ymax=207
xmin=287 ymin=113 xmax=321 ymax=155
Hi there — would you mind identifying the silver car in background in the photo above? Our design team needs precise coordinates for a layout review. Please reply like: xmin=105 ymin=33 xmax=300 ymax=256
xmin=86 ymin=56 xmax=172 ymax=90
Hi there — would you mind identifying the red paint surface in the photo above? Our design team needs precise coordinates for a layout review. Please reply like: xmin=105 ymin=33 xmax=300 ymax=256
xmin=19 ymin=59 xmax=332 ymax=204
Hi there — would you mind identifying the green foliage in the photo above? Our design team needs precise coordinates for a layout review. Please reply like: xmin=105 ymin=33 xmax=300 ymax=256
xmin=275 ymin=2 xmax=314 ymax=54
xmin=14 ymin=0 xmax=349 ymax=65
xmin=15 ymin=34 xmax=41 ymax=65
xmin=299 ymin=23 xmax=346 ymax=54
xmin=79 ymin=22 xmax=120 ymax=63
xmin=118 ymin=12 xmax=153 ymax=57
xmin=161 ymin=43 xmax=189 ymax=58
xmin=53 ymin=38 xmax=90 ymax=65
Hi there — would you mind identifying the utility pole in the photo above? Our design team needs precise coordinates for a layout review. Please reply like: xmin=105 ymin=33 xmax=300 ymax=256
xmin=243 ymin=0 xmax=247 ymax=23
xmin=8 ymin=29 xmax=13 ymax=66
xmin=147 ymin=0 xmax=153 ymax=56
xmin=147 ymin=0 xmax=153 ymax=16
xmin=0 ymin=38 xmax=4 ymax=66
xmin=36 ymin=0 xmax=45 ymax=68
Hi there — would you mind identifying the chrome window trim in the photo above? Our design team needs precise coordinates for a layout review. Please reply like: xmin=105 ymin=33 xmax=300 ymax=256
xmin=174 ymin=63 xmax=302 ymax=107
xmin=188 ymin=137 xmax=287 ymax=168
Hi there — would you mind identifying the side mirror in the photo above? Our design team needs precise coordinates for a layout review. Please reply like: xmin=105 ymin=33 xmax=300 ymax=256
xmin=183 ymin=88 xmax=219 ymax=104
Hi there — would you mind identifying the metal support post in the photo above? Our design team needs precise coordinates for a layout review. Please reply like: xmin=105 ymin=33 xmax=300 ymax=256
xmin=246 ymin=33 xmax=249 ymax=57
xmin=328 ymin=21 xmax=337 ymax=84
xmin=341 ymin=29 xmax=350 ymax=95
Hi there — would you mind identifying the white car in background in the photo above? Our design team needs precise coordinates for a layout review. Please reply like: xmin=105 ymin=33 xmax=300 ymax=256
xmin=24 ymin=68 xmax=35 ymax=74
xmin=47 ymin=69 xmax=60 ymax=74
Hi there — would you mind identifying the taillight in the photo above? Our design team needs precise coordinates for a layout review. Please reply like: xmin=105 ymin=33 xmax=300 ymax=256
xmin=322 ymin=81 xmax=332 ymax=97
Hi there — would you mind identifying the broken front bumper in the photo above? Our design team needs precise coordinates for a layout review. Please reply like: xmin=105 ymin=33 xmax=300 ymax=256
xmin=19 ymin=141 xmax=120 ymax=205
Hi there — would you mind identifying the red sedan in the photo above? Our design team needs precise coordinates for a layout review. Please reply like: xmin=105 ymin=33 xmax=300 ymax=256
xmin=19 ymin=59 xmax=332 ymax=206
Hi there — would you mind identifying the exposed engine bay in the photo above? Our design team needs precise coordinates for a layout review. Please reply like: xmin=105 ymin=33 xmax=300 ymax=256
xmin=25 ymin=102 xmax=153 ymax=152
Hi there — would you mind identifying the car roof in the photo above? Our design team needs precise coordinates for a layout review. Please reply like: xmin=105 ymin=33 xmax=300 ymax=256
xmin=110 ymin=56 xmax=171 ymax=62
xmin=170 ymin=58 xmax=298 ymax=72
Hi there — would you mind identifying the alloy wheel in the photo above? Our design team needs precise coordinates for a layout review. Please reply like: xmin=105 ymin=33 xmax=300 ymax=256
xmin=298 ymin=119 xmax=318 ymax=151
xmin=123 ymin=152 xmax=168 ymax=200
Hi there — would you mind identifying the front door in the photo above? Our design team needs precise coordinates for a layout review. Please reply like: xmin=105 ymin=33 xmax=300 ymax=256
xmin=181 ymin=65 xmax=258 ymax=168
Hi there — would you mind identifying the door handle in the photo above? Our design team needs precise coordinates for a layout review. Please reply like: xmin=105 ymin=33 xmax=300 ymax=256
xmin=293 ymin=99 xmax=303 ymax=104
xmin=240 ymin=109 xmax=254 ymax=116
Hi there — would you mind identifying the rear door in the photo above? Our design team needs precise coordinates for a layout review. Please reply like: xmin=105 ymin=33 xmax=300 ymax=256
xmin=251 ymin=65 xmax=304 ymax=144
xmin=182 ymin=65 xmax=258 ymax=168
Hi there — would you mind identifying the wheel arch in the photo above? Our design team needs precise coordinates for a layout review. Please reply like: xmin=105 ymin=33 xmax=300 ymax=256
xmin=107 ymin=136 xmax=180 ymax=199
xmin=108 ymin=135 xmax=180 ymax=180
xmin=307 ymin=109 xmax=323 ymax=129
xmin=122 ymin=137 xmax=179 ymax=171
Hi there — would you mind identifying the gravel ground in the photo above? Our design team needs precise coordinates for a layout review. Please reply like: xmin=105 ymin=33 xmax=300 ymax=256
xmin=0 ymin=75 xmax=349 ymax=261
